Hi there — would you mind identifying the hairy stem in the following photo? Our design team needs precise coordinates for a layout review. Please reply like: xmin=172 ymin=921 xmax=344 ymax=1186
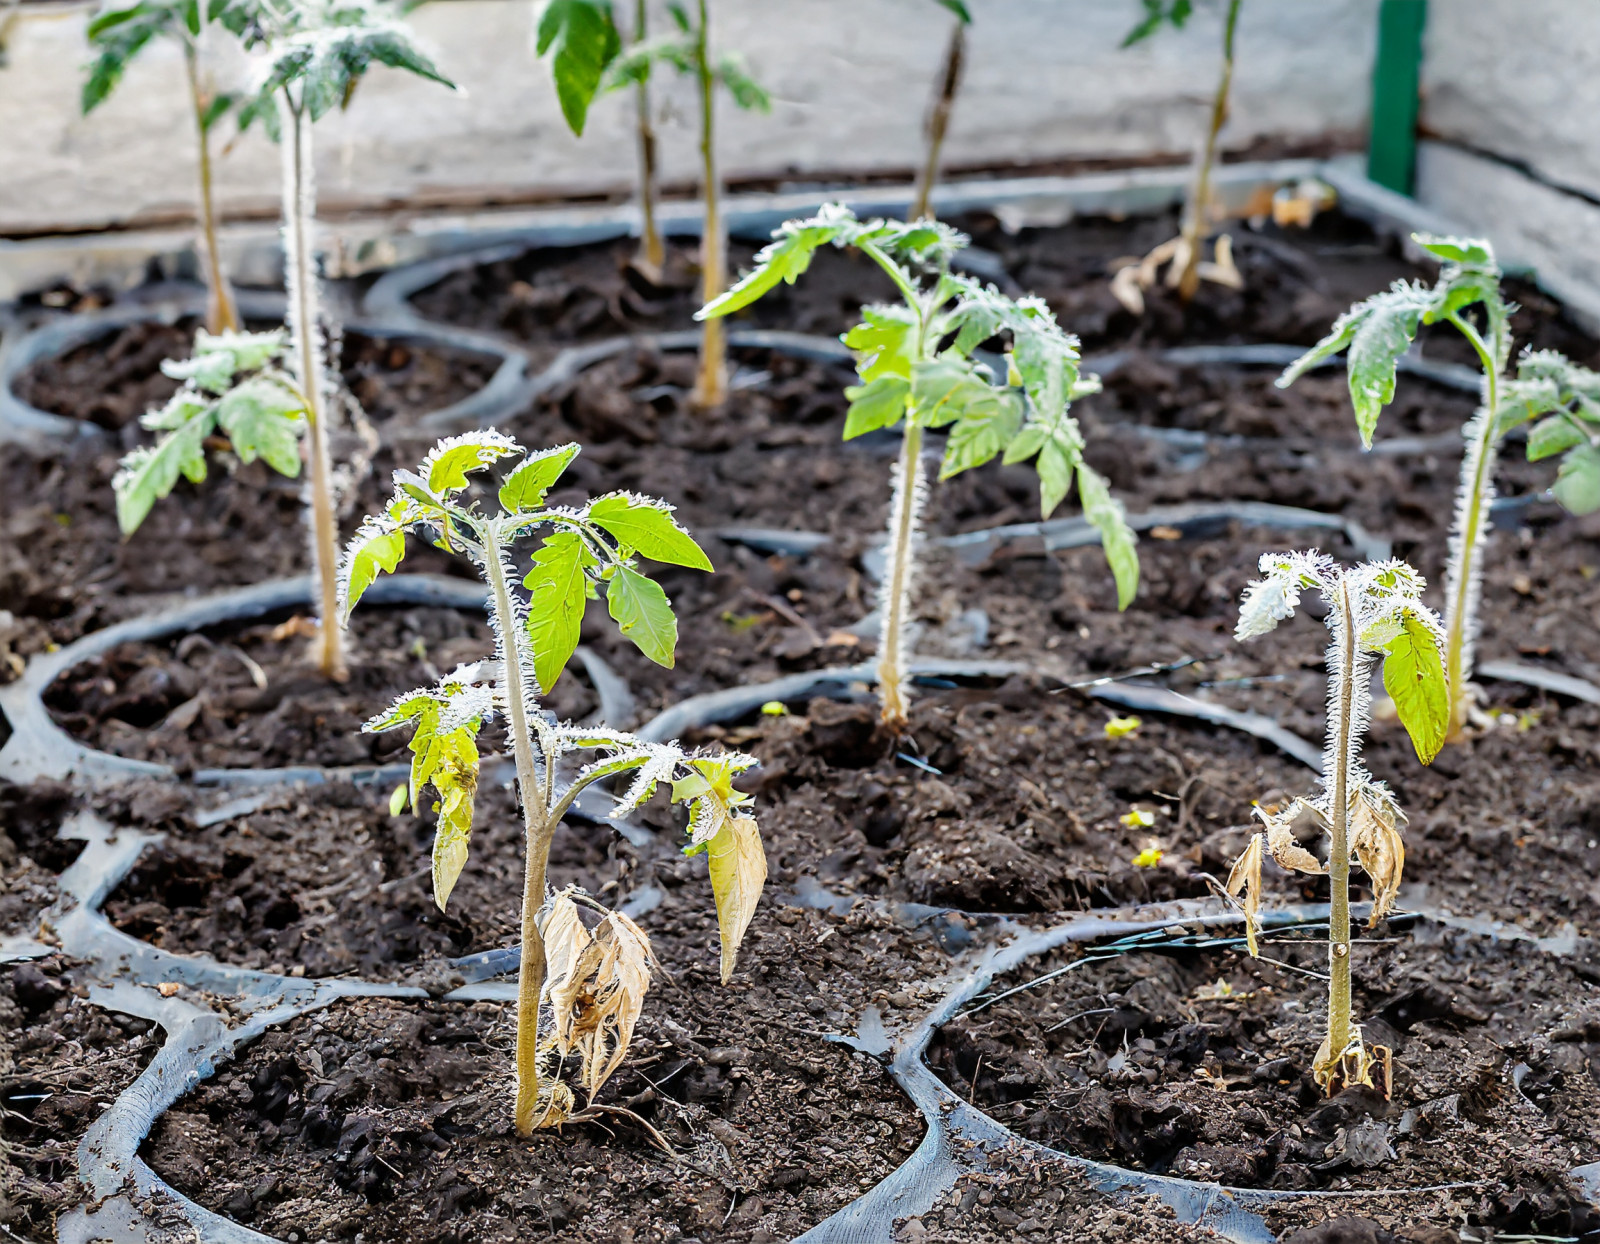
xmin=909 ymin=18 xmax=965 ymax=223
xmin=185 ymin=43 xmax=238 ymax=334
xmin=690 ymin=0 xmax=727 ymax=409
xmin=878 ymin=423 xmax=925 ymax=734
xmin=1326 ymin=579 xmax=1357 ymax=1074
xmin=632 ymin=0 xmax=664 ymax=277
xmin=1442 ymin=312 xmax=1503 ymax=740
xmin=483 ymin=523 xmax=553 ymax=1137
xmin=280 ymin=93 xmax=345 ymax=681
xmin=1177 ymin=0 xmax=1240 ymax=301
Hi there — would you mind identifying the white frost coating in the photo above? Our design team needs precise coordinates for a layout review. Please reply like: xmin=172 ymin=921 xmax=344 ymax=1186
xmin=877 ymin=439 xmax=928 ymax=726
xmin=1443 ymin=406 xmax=1499 ymax=690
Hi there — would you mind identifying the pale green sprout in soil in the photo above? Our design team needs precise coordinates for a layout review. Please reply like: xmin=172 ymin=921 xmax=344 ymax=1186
xmin=341 ymin=430 xmax=767 ymax=1138
xmin=697 ymin=204 xmax=1139 ymax=734
xmin=600 ymin=0 xmax=769 ymax=406
xmin=1111 ymin=0 xmax=1245 ymax=311
xmin=82 ymin=0 xmax=250 ymax=333
xmin=1278 ymin=234 xmax=1600 ymax=740
xmin=1230 ymin=551 xmax=1449 ymax=1095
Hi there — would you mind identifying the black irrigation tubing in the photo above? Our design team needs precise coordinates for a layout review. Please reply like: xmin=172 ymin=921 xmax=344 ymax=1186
xmin=4 ymin=658 xmax=1596 ymax=1241
xmin=0 ymin=572 xmax=635 ymax=789
xmin=0 ymin=284 xmax=528 ymax=449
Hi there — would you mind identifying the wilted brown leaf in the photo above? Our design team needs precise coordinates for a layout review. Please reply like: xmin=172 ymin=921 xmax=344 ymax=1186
xmin=1350 ymin=787 xmax=1406 ymax=924
xmin=1257 ymin=798 xmax=1325 ymax=875
xmin=1226 ymin=832 xmax=1265 ymax=957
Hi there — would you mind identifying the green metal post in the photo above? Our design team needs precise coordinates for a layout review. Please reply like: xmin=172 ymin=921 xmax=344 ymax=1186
xmin=1368 ymin=0 xmax=1428 ymax=195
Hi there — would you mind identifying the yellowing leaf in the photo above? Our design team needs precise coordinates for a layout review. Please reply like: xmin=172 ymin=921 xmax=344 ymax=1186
xmin=706 ymin=815 xmax=766 ymax=984
xmin=340 ymin=521 xmax=406 ymax=620
xmin=1120 ymin=808 xmax=1156 ymax=828
xmin=499 ymin=442 xmax=580 ymax=512
xmin=1104 ymin=715 xmax=1141 ymax=739
xmin=1132 ymin=847 xmax=1163 ymax=868
xmin=1382 ymin=607 xmax=1449 ymax=764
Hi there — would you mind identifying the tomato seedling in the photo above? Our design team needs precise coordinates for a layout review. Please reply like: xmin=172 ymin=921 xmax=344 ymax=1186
xmin=1232 ymin=551 xmax=1448 ymax=1094
xmin=341 ymin=431 xmax=766 ymax=1136
xmin=1279 ymin=234 xmax=1600 ymax=739
xmin=698 ymin=205 xmax=1138 ymax=733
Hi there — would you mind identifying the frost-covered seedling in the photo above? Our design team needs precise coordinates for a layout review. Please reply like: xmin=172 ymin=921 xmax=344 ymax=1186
xmin=1279 ymin=235 xmax=1600 ymax=739
xmin=222 ymin=0 xmax=453 ymax=678
xmin=1231 ymin=551 xmax=1448 ymax=1094
xmin=601 ymin=0 xmax=769 ymax=406
xmin=698 ymin=205 xmax=1138 ymax=733
xmin=342 ymin=431 xmax=766 ymax=1136
xmin=83 ymin=0 xmax=248 ymax=333
xmin=112 ymin=328 xmax=307 ymax=534
xmin=1110 ymin=0 xmax=1244 ymax=310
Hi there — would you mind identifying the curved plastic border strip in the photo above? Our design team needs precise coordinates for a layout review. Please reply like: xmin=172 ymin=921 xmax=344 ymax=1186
xmin=0 ymin=286 xmax=526 ymax=449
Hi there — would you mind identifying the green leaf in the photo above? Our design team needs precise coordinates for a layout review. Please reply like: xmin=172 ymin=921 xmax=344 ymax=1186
xmin=1122 ymin=0 xmax=1191 ymax=46
xmin=112 ymin=413 xmax=215 ymax=535
xmin=524 ymin=531 xmax=596 ymax=691
xmin=588 ymin=494 xmax=712 ymax=570
xmin=842 ymin=376 xmax=910 ymax=439
xmin=424 ymin=432 xmax=519 ymax=494
xmin=1077 ymin=463 xmax=1138 ymax=609
xmin=340 ymin=522 xmax=407 ymax=619
xmin=843 ymin=305 xmax=917 ymax=383
xmin=215 ymin=378 xmax=305 ymax=476
xmin=1036 ymin=437 xmax=1075 ymax=518
xmin=1415 ymin=235 xmax=1496 ymax=269
xmin=499 ymin=442 xmax=580 ymax=512
xmin=696 ymin=211 xmax=852 ymax=319
xmin=605 ymin=564 xmax=678 ymax=668
xmin=932 ymin=0 xmax=971 ymax=21
xmin=1002 ymin=423 xmax=1048 ymax=467
xmin=1554 ymin=444 xmax=1600 ymax=516
xmin=939 ymin=388 xmax=1022 ymax=479
xmin=715 ymin=52 xmax=769 ymax=111
xmin=535 ymin=0 xmax=622 ymax=135
xmin=1527 ymin=415 xmax=1587 ymax=462
xmin=910 ymin=357 xmax=992 ymax=428
xmin=364 ymin=29 xmax=455 ymax=89
xmin=1382 ymin=608 xmax=1450 ymax=764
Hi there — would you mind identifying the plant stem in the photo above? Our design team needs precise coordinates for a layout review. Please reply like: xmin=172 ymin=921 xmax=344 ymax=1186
xmin=184 ymin=42 xmax=239 ymax=335
xmin=1326 ymin=578 xmax=1357 ymax=1071
xmin=878 ymin=423 xmax=925 ymax=734
xmin=909 ymin=18 xmax=965 ymax=223
xmin=1442 ymin=312 xmax=1503 ymax=740
xmin=690 ymin=0 xmax=727 ymax=409
xmin=1177 ymin=0 xmax=1240 ymax=302
xmin=632 ymin=0 xmax=664 ymax=278
xmin=280 ymin=91 xmax=346 ymax=681
xmin=483 ymin=522 xmax=553 ymax=1137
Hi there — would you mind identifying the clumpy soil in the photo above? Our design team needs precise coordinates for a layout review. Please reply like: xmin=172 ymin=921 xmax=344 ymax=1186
xmin=13 ymin=317 xmax=500 ymax=434
xmin=8 ymin=207 xmax=1600 ymax=1241
xmin=42 ymin=604 xmax=503 ymax=772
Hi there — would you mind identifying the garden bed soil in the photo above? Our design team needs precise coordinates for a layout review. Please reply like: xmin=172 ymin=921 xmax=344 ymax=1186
xmin=0 ymin=951 xmax=161 ymax=1239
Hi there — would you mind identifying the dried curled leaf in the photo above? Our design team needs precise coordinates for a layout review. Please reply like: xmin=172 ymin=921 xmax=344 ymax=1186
xmin=1350 ymin=786 xmax=1407 ymax=925
xmin=1312 ymin=1026 xmax=1384 ymax=1096
xmin=1256 ymin=799 xmax=1326 ymax=876
xmin=1225 ymin=833 xmax=1264 ymax=957
xmin=539 ymin=888 xmax=656 ymax=1096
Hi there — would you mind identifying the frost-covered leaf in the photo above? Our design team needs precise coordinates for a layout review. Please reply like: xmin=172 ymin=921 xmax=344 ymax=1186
xmin=1236 ymin=557 xmax=1307 ymax=640
xmin=696 ymin=207 xmax=857 ymax=320
xmin=589 ymin=494 xmax=712 ymax=569
xmin=215 ymin=377 xmax=304 ymax=476
xmin=715 ymin=51 xmax=769 ymax=111
xmin=112 ymin=413 xmax=215 ymax=534
xmin=423 ymin=430 xmax=520 ymax=495
xmin=524 ymin=531 xmax=596 ymax=692
xmin=499 ymin=442 xmax=580 ymax=512
xmin=339 ymin=518 xmax=406 ymax=619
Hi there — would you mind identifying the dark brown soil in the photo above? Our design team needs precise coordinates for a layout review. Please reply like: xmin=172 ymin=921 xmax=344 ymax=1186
xmin=0 ymin=952 xmax=161 ymax=1238
xmin=13 ymin=317 xmax=500 ymax=434
xmin=8 ymin=209 xmax=1600 ymax=1242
